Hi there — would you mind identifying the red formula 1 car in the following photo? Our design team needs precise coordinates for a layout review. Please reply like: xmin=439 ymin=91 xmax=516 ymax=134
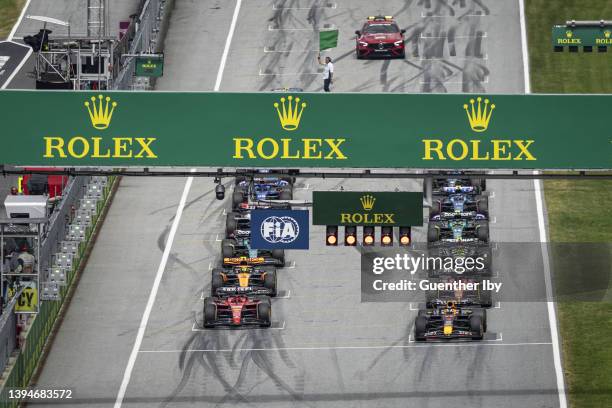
xmin=203 ymin=295 xmax=271 ymax=328
xmin=355 ymin=16 xmax=406 ymax=59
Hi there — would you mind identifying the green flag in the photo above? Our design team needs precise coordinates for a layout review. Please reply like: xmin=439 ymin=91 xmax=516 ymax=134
xmin=319 ymin=30 xmax=339 ymax=51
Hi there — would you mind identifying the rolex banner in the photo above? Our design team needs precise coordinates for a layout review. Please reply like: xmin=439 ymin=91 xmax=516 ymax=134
xmin=313 ymin=192 xmax=424 ymax=226
xmin=0 ymin=91 xmax=610 ymax=170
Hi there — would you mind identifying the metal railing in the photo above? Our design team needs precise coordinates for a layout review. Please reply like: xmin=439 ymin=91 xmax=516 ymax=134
xmin=0 ymin=291 xmax=20 ymax=376
xmin=114 ymin=0 xmax=167 ymax=90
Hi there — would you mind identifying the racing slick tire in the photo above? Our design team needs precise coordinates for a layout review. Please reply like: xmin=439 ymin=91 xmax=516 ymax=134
xmin=470 ymin=178 xmax=486 ymax=192
xmin=476 ymin=196 xmax=489 ymax=217
xmin=427 ymin=225 xmax=440 ymax=242
xmin=257 ymin=298 xmax=272 ymax=327
xmin=479 ymin=288 xmax=493 ymax=309
xmin=235 ymin=176 xmax=247 ymax=185
xmin=279 ymin=189 xmax=292 ymax=201
xmin=203 ymin=297 xmax=217 ymax=328
xmin=226 ymin=213 xmax=238 ymax=236
xmin=271 ymin=249 xmax=285 ymax=266
xmin=356 ymin=50 xmax=363 ymax=60
xmin=415 ymin=316 xmax=428 ymax=341
xmin=280 ymin=176 xmax=296 ymax=185
xmin=470 ymin=315 xmax=484 ymax=340
xmin=263 ymin=268 xmax=278 ymax=297
xmin=232 ymin=191 xmax=245 ymax=208
xmin=476 ymin=222 xmax=490 ymax=243
xmin=221 ymin=239 xmax=235 ymax=258
xmin=211 ymin=268 xmax=224 ymax=296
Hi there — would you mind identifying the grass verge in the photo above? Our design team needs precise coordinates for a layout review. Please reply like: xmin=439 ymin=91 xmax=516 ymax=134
xmin=527 ymin=1 xmax=612 ymax=407
xmin=0 ymin=0 xmax=25 ymax=39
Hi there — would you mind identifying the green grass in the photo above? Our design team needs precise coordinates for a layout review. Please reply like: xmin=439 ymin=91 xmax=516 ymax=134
xmin=527 ymin=1 xmax=612 ymax=407
xmin=0 ymin=0 xmax=25 ymax=39
xmin=527 ymin=0 xmax=612 ymax=94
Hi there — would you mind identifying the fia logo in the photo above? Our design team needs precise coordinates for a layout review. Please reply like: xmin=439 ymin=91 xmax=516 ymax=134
xmin=261 ymin=216 xmax=300 ymax=244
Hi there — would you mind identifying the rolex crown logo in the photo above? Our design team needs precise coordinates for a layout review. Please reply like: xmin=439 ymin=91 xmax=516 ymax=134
xmin=360 ymin=194 xmax=376 ymax=211
xmin=463 ymin=97 xmax=495 ymax=133
xmin=274 ymin=95 xmax=307 ymax=131
xmin=605 ymin=30 xmax=611 ymax=39
xmin=566 ymin=30 xmax=573 ymax=38
xmin=84 ymin=95 xmax=117 ymax=130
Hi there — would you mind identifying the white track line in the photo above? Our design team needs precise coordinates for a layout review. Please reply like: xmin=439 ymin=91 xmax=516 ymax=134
xmin=115 ymin=2 xmax=242 ymax=402
xmin=214 ymin=0 xmax=242 ymax=92
xmin=114 ymin=170 xmax=195 ymax=408
xmin=519 ymin=0 xmax=567 ymax=406
xmin=2 ymin=0 xmax=33 ymax=90
xmin=0 ymin=44 xmax=32 ymax=90
xmin=7 ymin=0 xmax=31 ymax=41
xmin=140 ymin=341 xmax=553 ymax=354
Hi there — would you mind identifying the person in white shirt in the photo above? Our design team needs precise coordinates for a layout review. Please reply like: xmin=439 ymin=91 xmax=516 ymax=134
xmin=317 ymin=54 xmax=334 ymax=92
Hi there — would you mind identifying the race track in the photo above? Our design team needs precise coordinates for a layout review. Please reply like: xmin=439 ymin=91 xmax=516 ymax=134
xmin=21 ymin=1 xmax=562 ymax=407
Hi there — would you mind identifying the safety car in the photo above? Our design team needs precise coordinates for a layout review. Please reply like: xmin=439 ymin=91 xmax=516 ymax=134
xmin=355 ymin=16 xmax=406 ymax=59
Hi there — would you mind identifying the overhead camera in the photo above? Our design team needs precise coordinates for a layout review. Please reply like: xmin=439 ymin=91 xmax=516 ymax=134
xmin=214 ymin=178 xmax=225 ymax=200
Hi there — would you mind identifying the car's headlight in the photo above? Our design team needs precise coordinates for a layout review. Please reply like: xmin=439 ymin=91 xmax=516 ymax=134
xmin=394 ymin=40 xmax=404 ymax=46
xmin=359 ymin=41 xmax=368 ymax=47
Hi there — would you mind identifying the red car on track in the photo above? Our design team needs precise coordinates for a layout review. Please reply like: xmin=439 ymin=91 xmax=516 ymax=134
xmin=355 ymin=16 xmax=406 ymax=59
xmin=203 ymin=295 xmax=271 ymax=328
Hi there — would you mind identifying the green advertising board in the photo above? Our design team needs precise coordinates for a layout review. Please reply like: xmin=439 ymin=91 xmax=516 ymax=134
xmin=0 ymin=91 xmax=610 ymax=169
xmin=552 ymin=25 xmax=612 ymax=49
xmin=135 ymin=55 xmax=164 ymax=77
xmin=312 ymin=192 xmax=423 ymax=226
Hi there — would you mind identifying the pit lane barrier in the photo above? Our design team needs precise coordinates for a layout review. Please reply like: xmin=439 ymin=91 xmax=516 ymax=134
xmin=0 ymin=176 xmax=118 ymax=407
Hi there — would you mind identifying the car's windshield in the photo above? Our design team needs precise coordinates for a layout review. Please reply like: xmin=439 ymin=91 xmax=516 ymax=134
xmin=363 ymin=23 xmax=399 ymax=34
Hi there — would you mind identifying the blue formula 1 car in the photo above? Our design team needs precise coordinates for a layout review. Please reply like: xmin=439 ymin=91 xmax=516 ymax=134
xmin=232 ymin=177 xmax=293 ymax=209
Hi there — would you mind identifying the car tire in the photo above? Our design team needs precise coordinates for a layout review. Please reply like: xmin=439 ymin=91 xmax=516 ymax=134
xmin=232 ymin=191 xmax=245 ymax=209
xmin=427 ymin=225 xmax=439 ymax=242
xmin=271 ymin=249 xmax=285 ymax=266
xmin=226 ymin=213 xmax=238 ymax=236
xmin=476 ymin=222 xmax=489 ymax=243
xmin=221 ymin=239 xmax=235 ymax=258
xmin=263 ymin=268 xmax=277 ymax=297
xmin=279 ymin=190 xmax=292 ymax=201
xmin=470 ymin=315 xmax=484 ymax=340
xmin=211 ymin=268 xmax=224 ymax=296
xmin=235 ymin=176 xmax=246 ymax=185
xmin=477 ymin=196 xmax=489 ymax=217
xmin=257 ymin=299 xmax=272 ymax=327
xmin=203 ymin=297 xmax=216 ymax=328
xmin=479 ymin=288 xmax=493 ymax=309
xmin=415 ymin=316 xmax=428 ymax=341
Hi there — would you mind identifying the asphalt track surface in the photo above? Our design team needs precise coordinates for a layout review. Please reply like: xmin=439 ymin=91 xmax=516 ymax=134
xmin=20 ymin=1 xmax=560 ymax=407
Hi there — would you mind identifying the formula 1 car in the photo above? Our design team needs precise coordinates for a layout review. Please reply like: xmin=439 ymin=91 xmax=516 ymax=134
xmin=414 ymin=301 xmax=486 ymax=341
xmin=429 ymin=194 xmax=489 ymax=221
xmin=203 ymin=295 xmax=271 ymax=328
xmin=221 ymin=237 xmax=286 ymax=266
xmin=355 ymin=16 xmax=406 ymax=59
xmin=432 ymin=174 xmax=486 ymax=194
xmin=428 ymin=219 xmax=489 ymax=244
xmin=233 ymin=177 xmax=293 ymax=209
xmin=425 ymin=278 xmax=493 ymax=308
xmin=211 ymin=263 xmax=277 ymax=297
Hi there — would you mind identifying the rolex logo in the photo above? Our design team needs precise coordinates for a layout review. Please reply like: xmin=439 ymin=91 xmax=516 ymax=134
xmin=360 ymin=194 xmax=376 ymax=211
xmin=84 ymin=95 xmax=117 ymax=130
xmin=605 ymin=30 xmax=611 ymax=39
xmin=566 ymin=30 xmax=573 ymax=38
xmin=463 ymin=97 xmax=495 ymax=133
xmin=274 ymin=95 xmax=307 ymax=131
